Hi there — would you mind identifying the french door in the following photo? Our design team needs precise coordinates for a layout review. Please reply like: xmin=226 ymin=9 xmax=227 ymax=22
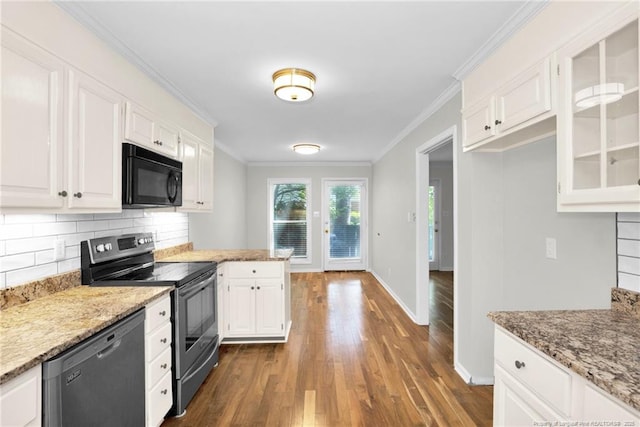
xmin=322 ymin=179 xmax=368 ymax=271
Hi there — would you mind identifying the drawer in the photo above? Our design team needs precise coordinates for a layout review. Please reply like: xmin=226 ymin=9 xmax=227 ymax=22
xmin=146 ymin=321 xmax=172 ymax=362
xmin=494 ymin=328 xmax=572 ymax=416
xmin=147 ymin=346 xmax=172 ymax=390
xmin=227 ymin=261 xmax=282 ymax=278
xmin=147 ymin=371 xmax=172 ymax=427
xmin=145 ymin=295 xmax=171 ymax=333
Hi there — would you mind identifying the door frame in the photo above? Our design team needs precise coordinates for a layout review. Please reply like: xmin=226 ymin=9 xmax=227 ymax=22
xmin=428 ymin=178 xmax=441 ymax=271
xmin=415 ymin=125 xmax=457 ymax=342
xmin=321 ymin=178 xmax=369 ymax=271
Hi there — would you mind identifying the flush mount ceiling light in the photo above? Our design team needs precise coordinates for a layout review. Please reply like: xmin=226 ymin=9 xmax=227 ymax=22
xmin=292 ymin=143 xmax=320 ymax=155
xmin=273 ymin=68 xmax=316 ymax=102
xmin=575 ymin=83 xmax=625 ymax=108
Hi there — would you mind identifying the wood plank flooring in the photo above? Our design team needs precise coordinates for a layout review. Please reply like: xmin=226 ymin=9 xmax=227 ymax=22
xmin=162 ymin=271 xmax=493 ymax=426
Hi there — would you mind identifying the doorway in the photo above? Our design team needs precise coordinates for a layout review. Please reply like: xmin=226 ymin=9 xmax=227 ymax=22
xmin=415 ymin=126 xmax=456 ymax=348
xmin=322 ymin=179 xmax=368 ymax=271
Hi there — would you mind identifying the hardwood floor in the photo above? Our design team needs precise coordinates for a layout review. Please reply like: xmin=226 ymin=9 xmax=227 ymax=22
xmin=162 ymin=271 xmax=493 ymax=426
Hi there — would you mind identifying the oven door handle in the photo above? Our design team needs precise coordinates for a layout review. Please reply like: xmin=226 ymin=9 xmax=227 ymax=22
xmin=179 ymin=272 xmax=215 ymax=299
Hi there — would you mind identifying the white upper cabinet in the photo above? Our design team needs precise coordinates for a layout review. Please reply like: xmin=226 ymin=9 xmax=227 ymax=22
xmin=462 ymin=56 xmax=555 ymax=151
xmin=124 ymin=102 xmax=179 ymax=159
xmin=178 ymin=131 xmax=213 ymax=212
xmin=1 ymin=28 xmax=65 ymax=209
xmin=67 ymin=69 xmax=122 ymax=210
xmin=557 ymin=4 xmax=640 ymax=212
xmin=1 ymin=28 xmax=122 ymax=212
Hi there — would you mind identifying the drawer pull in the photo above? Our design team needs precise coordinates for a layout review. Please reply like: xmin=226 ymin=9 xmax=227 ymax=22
xmin=252 ymin=269 xmax=256 ymax=273
xmin=515 ymin=360 xmax=526 ymax=369
xmin=161 ymin=338 xmax=167 ymax=344
xmin=161 ymin=389 xmax=168 ymax=395
xmin=159 ymin=310 xmax=166 ymax=316
xmin=161 ymin=363 xmax=168 ymax=369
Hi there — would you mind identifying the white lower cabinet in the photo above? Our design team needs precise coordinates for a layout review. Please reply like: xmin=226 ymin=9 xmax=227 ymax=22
xmin=494 ymin=327 xmax=640 ymax=426
xmin=222 ymin=261 xmax=291 ymax=342
xmin=145 ymin=295 xmax=173 ymax=427
xmin=0 ymin=365 xmax=41 ymax=427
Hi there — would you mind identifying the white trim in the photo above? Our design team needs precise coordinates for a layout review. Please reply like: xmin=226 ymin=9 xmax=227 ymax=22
xmin=451 ymin=0 xmax=549 ymax=80
xmin=249 ymin=161 xmax=372 ymax=168
xmin=470 ymin=376 xmax=495 ymax=386
xmin=454 ymin=362 xmax=472 ymax=384
xmin=374 ymin=82 xmax=460 ymax=163
xmin=289 ymin=268 xmax=323 ymax=273
xmin=267 ymin=178 xmax=312 ymax=265
xmin=321 ymin=178 xmax=369 ymax=272
xmin=55 ymin=2 xmax=218 ymax=129
xmin=370 ymin=270 xmax=419 ymax=324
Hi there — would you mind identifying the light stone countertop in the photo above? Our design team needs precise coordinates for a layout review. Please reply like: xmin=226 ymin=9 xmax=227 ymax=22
xmin=0 ymin=285 xmax=171 ymax=384
xmin=158 ymin=248 xmax=294 ymax=263
xmin=488 ymin=309 xmax=640 ymax=412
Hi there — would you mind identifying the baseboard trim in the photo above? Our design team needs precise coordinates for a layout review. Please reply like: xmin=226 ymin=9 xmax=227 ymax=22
xmin=470 ymin=376 xmax=494 ymax=386
xmin=455 ymin=362 xmax=472 ymax=383
xmin=370 ymin=270 xmax=420 ymax=324
xmin=290 ymin=268 xmax=323 ymax=273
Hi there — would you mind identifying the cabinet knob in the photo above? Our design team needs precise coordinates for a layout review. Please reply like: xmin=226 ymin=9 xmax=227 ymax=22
xmin=159 ymin=310 xmax=166 ymax=316
xmin=252 ymin=270 xmax=256 ymax=274
xmin=484 ymin=125 xmax=491 ymax=131
xmin=154 ymin=140 xmax=163 ymax=146
xmin=514 ymin=360 xmax=525 ymax=369
xmin=161 ymin=389 xmax=168 ymax=395
xmin=257 ymin=286 xmax=261 ymax=290
xmin=58 ymin=190 xmax=68 ymax=197
xmin=73 ymin=192 xmax=82 ymax=198
xmin=161 ymin=363 xmax=168 ymax=369
xmin=494 ymin=120 xmax=502 ymax=125
xmin=161 ymin=338 xmax=167 ymax=344
xmin=251 ymin=286 xmax=255 ymax=290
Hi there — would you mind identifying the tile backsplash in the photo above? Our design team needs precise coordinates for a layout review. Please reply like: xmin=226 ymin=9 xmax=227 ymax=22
xmin=0 ymin=211 xmax=188 ymax=289
xmin=617 ymin=212 xmax=640 ymax=292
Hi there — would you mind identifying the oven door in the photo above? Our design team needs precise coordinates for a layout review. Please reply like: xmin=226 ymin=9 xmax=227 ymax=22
xmin=123 ymin=154 xmax=182 ymax=207
xmin=175 ymin=269 xmax=218 ymax=379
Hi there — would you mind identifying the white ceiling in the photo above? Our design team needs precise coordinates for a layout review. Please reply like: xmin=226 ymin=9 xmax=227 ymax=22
xmin=57 ymin=1 xmax=543 ymax=163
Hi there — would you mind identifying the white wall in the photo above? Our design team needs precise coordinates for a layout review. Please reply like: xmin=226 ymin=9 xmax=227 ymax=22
xmin=0 ymin=211 xmax=189 ymax=289
xmin=189 ymin=147 xmax=248 ymax=249
xmin=246 ymin=163 xmax=372 ymax=271
xmin=429 ymin=161 xmax=453 ymax=271
xmin=371 ymin=93 xmax=616 ymax=383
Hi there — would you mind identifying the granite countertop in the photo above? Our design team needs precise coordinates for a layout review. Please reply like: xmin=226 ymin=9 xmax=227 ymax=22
xmin=158 ymin=248 xmax=294 ymax=263
xmin=0 ymin=285 xmax=171 ymax=384
xmin=488 ymin=309 xmax=640 ymax=412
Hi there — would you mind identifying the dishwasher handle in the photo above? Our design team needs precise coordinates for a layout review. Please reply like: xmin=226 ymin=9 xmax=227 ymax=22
xmin=97 ymin=339 xmax=122 ymax=359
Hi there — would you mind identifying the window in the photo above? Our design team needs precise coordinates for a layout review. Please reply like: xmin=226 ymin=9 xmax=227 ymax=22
xmin=269 ymin=179 xmax=311 ymax=263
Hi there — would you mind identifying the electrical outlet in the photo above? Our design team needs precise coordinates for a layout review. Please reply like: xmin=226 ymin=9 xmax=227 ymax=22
xmin=545 ymin=237 xmax=557 ymax=259
xmin=54 ymin=239 xmax=66 ymax=261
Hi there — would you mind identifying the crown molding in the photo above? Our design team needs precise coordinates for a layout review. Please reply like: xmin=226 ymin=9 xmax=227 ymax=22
xmin=452 ymin=0 xmax=549 ymax=81
xmin=54 ymin=1 xmax=218 ymax=128
xmin=214 ymin=139 xmax=247 ymax=164
xmin=373 ymin=80 xmax=461 ymax=164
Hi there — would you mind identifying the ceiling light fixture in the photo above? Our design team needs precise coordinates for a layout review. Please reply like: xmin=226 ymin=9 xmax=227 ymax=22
xmin=292 ymin=143 xmax=320 ymax=155
xmin=273 ymin=68 xmax=316 ymax=102
xmin=575 ymin=82 xmax=625 ymax=108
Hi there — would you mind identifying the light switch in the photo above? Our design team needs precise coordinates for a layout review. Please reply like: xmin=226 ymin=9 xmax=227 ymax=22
xmin=545 ymin=237 xmax=557 ymax=259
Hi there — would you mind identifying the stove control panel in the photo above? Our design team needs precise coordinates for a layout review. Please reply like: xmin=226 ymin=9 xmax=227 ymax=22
xmin=81 ymin=232 xmax=155 ymax=265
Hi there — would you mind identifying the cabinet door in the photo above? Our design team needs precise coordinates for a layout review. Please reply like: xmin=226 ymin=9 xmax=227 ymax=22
xmin=255 ymin=279 xmax=283 ymax=336
xmin=67 ymin=69 xmax=122 ymax=210
xmin=198 ymin=144 xmax=214 ymax=211
xmin=494 ymin=365 xmax=566 ymax=427
xmin=227 ymin=279 xmax=256 ymax=336
xmin=496 ymin=57 xmax=552 ymax=133
xmin=0 ymin=364 xmax=41 ymax=427
xmin=179 ymin=133 xmax=200 ymax=210
xmin=557 ymin=7 xmax=640 ymax=211
xmin=461 ymin=97 xmax=495 ymax=148
xmin=124 ymin=101 xmax=154 ymax=148
xmin=1 ymin=28 xmax=64 ymax=209
xmin=154 ymin=121 xmax=179 ymax=159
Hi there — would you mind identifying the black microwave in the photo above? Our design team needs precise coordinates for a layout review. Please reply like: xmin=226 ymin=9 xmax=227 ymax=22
xmin=122 ymin=143 xmax=182 ymax=208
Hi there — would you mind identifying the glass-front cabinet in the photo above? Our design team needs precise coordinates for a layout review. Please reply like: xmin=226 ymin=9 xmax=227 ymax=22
xmin=558 ymin=5 xmax=640 ymax=211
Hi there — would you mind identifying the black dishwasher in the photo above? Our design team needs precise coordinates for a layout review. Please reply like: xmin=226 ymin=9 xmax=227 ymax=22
xmin=42 ymin=309 xmax=146 ymax=427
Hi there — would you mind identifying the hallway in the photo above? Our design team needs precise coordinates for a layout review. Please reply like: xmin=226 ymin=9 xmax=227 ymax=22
xmin=163 ymin=271 xmax=493 ymax=426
